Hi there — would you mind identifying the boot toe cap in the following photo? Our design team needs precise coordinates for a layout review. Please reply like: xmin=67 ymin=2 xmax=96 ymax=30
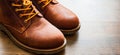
xmin=24 ymin=23 xmax=66 ymax=49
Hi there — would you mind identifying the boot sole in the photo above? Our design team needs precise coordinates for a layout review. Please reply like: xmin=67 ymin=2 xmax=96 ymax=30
xmin=0 ymin=24 xmax=67 ymax=54
xmin=60 ymin=24 xmax=80 ymax=35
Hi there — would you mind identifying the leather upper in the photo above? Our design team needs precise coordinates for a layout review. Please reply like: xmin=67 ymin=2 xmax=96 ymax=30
xmin=0 ymin=0 xmax=65 ymax=49
xmin=32 ymin=0 xmax=80 ymax=30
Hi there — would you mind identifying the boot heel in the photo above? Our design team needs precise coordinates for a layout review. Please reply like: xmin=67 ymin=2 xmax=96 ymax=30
xmin=0 ymin=24 xmax=8 ymax=33
xmin=0 ymin=24 xmax=3 ymax=31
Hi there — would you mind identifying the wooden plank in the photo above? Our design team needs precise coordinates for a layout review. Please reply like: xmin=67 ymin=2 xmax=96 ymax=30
xmin=0 ymin=0 xmax=120 ymax=55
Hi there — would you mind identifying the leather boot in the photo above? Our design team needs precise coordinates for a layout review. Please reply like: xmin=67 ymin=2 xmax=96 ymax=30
xmin=31 ymin=0 xmax=80 ymax=35
xmin=0 ymin=0 xmax=66 ymax=54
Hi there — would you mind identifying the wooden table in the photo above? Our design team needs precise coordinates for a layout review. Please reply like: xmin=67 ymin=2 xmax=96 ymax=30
xmin=0 ymin=0 xmax=120 ymax=55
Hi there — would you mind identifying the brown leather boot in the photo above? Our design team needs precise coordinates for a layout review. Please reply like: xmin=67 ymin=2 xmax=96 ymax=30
xmin=0 ymin=0 xmax=66 ymax=54
xmin=31 ymin=0 xmax=80 ymax=35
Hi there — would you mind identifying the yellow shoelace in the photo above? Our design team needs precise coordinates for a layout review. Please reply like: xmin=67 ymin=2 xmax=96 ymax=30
xmin=12 ymin=0 xmax=39 ymax=23
xmin=38 ymin=0 xmax=52 ymax=8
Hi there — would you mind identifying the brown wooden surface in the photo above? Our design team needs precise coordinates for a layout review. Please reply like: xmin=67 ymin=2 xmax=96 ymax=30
xmin=0 ymin=0 xmax=120 ymax=55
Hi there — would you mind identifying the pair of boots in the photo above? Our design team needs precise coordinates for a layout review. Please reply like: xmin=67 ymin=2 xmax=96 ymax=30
xmin=0 ymin=0 xmax=80 ymax=54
